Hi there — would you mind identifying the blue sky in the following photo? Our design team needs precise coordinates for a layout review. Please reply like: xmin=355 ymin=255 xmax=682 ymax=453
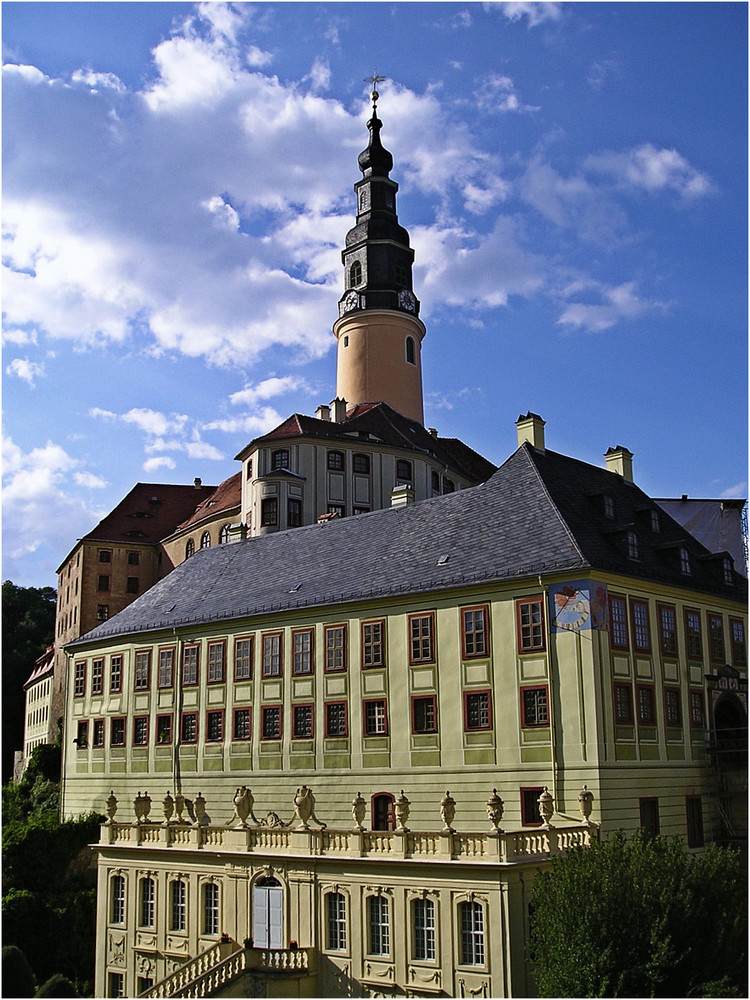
xmin=3 ymin=2 xmax=747 ymax=588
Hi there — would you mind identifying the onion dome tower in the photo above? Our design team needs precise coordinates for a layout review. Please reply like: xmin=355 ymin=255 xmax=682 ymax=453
xmin=333 ymin=81 xmax=426 ymax=425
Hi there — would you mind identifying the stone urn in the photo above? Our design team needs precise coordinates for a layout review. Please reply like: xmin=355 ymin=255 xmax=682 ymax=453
xmin=578 ymin=785 xmax=595 ymax=826
xmin=233 ymin=786 xmax=255 ymax=827
xmin=538 ymin=787 xmax=554 ymax=829
xmin=395 ymin=790 xmax=410 ymax=832
xmin=294 ymin=786 xmax=314 ymax=829
xmin=134 ymin=791 xmax=152 ymax=824
xmin=193 ymin=791 xmax=207 ymax=826
xmin=162 ymin=790 xmax=175 ymax=825
xmin=352 ymin=791 xmax=366 ymax=831
xmin=105 ymin=790 xmax=118 ymax=825
xmin=440 ymin=791 xmax=456 ymax=833
xmin=486 ymin=789 xmax=504 ymax=833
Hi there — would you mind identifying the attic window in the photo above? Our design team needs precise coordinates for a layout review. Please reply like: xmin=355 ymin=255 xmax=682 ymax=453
xmin=437 ymin=554 xmax=449 ymax=566
xmin=723 ymin=558 xmax=734 ymax=585
xmin=679 ymin=547 xmax=691 ymax=576
xmin=124 ymin=530 xmax=147 ymax=539
xmin=626 ymin=530 xmax=640 ymax=560
xmin=603 ymin=495 xmax=615 ymax=519
xmin=289 ymin=583 xmax=302 ymax=593
xmin=650 ymin=510 xmax=661 ymax=532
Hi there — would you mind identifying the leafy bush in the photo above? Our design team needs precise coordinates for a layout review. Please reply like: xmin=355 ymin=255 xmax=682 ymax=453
xmin=35 ymin=973 xmax=79 ymax=998
xmin=2 ymin=944 xmax=36 ymax=998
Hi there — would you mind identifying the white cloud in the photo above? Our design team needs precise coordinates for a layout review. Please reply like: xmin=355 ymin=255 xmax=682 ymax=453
xmin=2 ymin=327 xmax=38 ymax=346
xmin=585 ymin=144 xmax=714 ymax=199
xmin=720 ymin=482 xmax=747 ymax=499
xmin=247 ymin=45 xmax=274 ymax=68
xmin=143 ymin=456 xmax=177 ymax=472
xmin=74 ymin=471 xmax=108 ymax=489
xmin=309 ymin=58 xmax=331 ymax=93
xmin=229 ymin=375 xmax=310 ymax=407
xmin=492 ymin=3 xmax=563 ymax=27
xmin=203 ymin=408 xmax=285 ymax=436
xmin=473 ymin=73 xmax=537 ymax=114
xmin=6 ymin=358 xmax=45 ymax=386
xmin=2 ymin=62 xmax=49 ymax=85
xmin=202 ymin=195 xmax=240 ymax=232
xmin=557 ymin=280 xmax=666 ymax=333
xmin=71 ymin=67 xmax=125 ymax=93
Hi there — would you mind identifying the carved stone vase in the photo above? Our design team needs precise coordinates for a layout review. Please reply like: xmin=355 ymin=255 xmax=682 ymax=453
xmin=134 ymin=791 xmax=152 ymax=824
xmin=105 ymin=790 xmax=118 ymax=825
xmin=395 ymin=790 xmax=410 ymax=832
xmin=578 ymin=785 xmax=595 ymax=825
xmin=162 ymin=790 xmax=175 ymax=825
xmin=193 ymin=791 xmax=207 ymax=826
xmin=486 ymin=789 xmax=504 ymax=833
xmin=538 ymin=787 xmax=554 ymax=829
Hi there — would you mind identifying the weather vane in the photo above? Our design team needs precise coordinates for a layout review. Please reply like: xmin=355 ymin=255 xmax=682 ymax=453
xmin=364 ymin=69 xmax=386 ymax=112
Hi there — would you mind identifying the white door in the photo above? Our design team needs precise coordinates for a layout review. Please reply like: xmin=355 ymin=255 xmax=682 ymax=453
xmin=253 ymin=882 xmax=283 ymax=949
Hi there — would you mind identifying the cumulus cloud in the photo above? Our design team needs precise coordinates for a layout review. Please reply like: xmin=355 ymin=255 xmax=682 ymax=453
xmin=71 ymin=67 xmax=125 ymax=93
xmin=229 ymin=375 xmax=311 ymax=407
xmin=89 ymin=407 xmax=225 ymax=464
xmin=2 ymin=62 xmax=49 ymax=85
xmin=557 ymin=280 xmax=667 ymax=333
xmin=473 ymin=73 xmax=537 ymax=114
xmin=585 ymin=144 xmax=714 ymax=199
xmin=6 ymin=358 xmax=45 ymax=386
xmin=143 ymin=456 xmax=177 ymax=472
xmin=492 ymin=3 xmax=563 ymax=27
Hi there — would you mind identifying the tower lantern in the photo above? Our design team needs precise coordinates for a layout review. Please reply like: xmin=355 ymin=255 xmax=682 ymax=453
xmin=333 ymin=86 xmax=426 ymax=425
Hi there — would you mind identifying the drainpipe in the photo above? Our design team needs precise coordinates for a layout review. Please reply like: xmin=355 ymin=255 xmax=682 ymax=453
xmin=60 ymin=650 xmax=71 ymax=821
xmin=538 ymin=576 xmax=559 ymax=807
xmin=173 ymin=628 xmax=183 ymax=794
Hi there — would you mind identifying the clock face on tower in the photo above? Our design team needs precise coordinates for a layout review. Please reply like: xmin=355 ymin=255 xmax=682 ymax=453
xmin=398 ymin=289 xmax=416 ymax=313
xmin=342 ymin=290 xmax=360 ymax=314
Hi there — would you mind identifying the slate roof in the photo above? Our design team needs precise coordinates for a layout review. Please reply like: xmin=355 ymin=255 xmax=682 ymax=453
xmin=70 ymin=444 xmax=746 ymax=648
xmin=236 ymin=401 xmax=497 ymax=485
xmin=58 ymin=483 xmax=218 ymax=570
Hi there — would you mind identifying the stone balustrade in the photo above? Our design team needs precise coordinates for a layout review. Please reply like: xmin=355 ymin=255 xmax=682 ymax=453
xmin=141 ymin=939 xmax=241 ymax=998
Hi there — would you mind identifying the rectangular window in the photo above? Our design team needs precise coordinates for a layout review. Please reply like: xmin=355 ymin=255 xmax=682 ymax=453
xmin=327 ymin=450 xmax=345 ymax=471
xmin=327 ymin=892 xmax=347 ymax=951
xmin=396 ymin=459 xmax=412 ymax=482
xmin=111 ymin=875 xmax=125 ymax=924
xmin=521 ymin=787 xmax=543 ymax=826
xmin=412 ymin=695 xmax=437 ymax=734
xmin=203 ymin=883 xmax=219 ymax=936
xmin=521 ymin=686 xmax=549 ymax=727
xmin=207 ymin=641 xmax=225 ymax=683
xmin=708 ymin=613 xmax=725 ymax=663
xmin=74 ymin=660 xmax=86 ymax=698
xmin=234 ymin=637 xmax=253 ymax=680
xmin=133 ymin=716 xmax=149 ymax=746
xmin=127 ymin=551 xmax=140 ymax=565
xmin=140 ymin=878 xmax=155 ymax=928
xmin=182 ymin=644 xmax=199 ymax=686
xmin=111 ymin=717 xmax=125 ymax=747
xmin=206 ymin=710 xmax=224 ymax=742
xmin=233 ymin=708 xmax=250 ymax=741
xmin=158 ymin=648 xmax=174 ymax=688
xmin=730 ymin=618 xmax=747 ymax=666
xmin=261 ymin=705 xmax=282 ymax=740
xmin=181 ymin=712 xmax=198 ymax=744
xmin=325 ymin=702 xmax=348 ymax=738
xmin=134 ymin=650 xmax=151 ymax=690
xmin=91 ymin=658 xmax=104 ymax=696
xmin=108 ymin=973 xmax=124 ymax=999
xmin=368 ymin=896 xmax=390 ymax=956
xmin=459 ymin=901 xmax=485 ymax=966
xmin=664 ymin=687 xmax=682 ymax=727
xmin=517 ymin=598 xmax=545 ymax=652
xmin=364 ymin=699 xmax=388 ymax=736
xmin=171 ymin=880 xmax=186 ymax=932
xmin=76 ymin=720 xmax=88 ymax=749
xmin=686 ymin=796 xmax=704 ymax=848
xmin=614 ymin=683 xmax=633 ymax=725
xmin=261 ymin=497 xmax=278 ymax=527
xmin=690 ymin=690 xmax=705 ymax=729
xmin=93 ymin=719 xmax=105 ymax=748
xmin=353 ymin=454 xmax=370 ymax=474
xmin=98 ymin=574 xmax=110 ymax=592
xmin=409 ymin=613 xmax=435 ymax=664
xmin=262 ymin=632 xmax=282 ymax=677
xmin=685 ymin=609 xmax=703 ymax=660
xmin=362 ymin=620 xmax=385 ymax=668
xmin=99 ymin=549 xmax=112 ymax=563
xmin=658 ymin=604 xmax=678 ymax=657
xmin=287 ymin=497 xmax=302 ymax=527
xmin=462 ymin=606 xmax=489 ymax=658
xmin=325 ymin=624 xmax=347 ymax=672
xmin=109 ymin=655 xmax=122 ymax=693
xmin=97 ymin=604 xmax=109 ymax=621
xmin=630 ymin=600 xmax=651 ymax=653
xmin=157 ymin=715 xmax=172 ymax=745
xmin=640 ymin=797 xmax=660 ymax=837
xmin=292 ymin=629 xmax=313 ymax=675
xmin=413 ymin=898 xmax=436 ymax=962
xmin=636 ymin=685 xmax=655 ymax=725
xmin=609 ymin=595 xmax=629 ymax=650
xmin=293 ymin=704 xmax=314 ymax=739
xmin=464 ymin=691 xmax=492 ymax=731
xmin=126 ymin=577 xmax=139 ymax=594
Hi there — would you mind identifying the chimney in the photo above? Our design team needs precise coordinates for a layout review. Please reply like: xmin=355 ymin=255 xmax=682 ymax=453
xmin=428 ymin=427 xmax=438 ymax=438
xmin=316 ymin=404 xmax=331 ymax=422
xmin=193 ymin=477 xmax=202 ymax=489
xmin=605 ymin=446 xmax=634 ymax=483
xmin=330 ymin=397 xmax=348 ymax=424
xmin=391 ymin=484 xmax=415 ymax=508
xmin=516 ymin=412 xmax=546 ymax=452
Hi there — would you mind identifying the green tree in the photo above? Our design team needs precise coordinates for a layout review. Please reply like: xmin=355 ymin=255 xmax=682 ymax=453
xmin=529 ymin=830 xmax=747 ymax=998
xmin=2 ymin=944 xmax=37 ymax=998
xmin=2 ymin=580 xmax=56 ymax=780
xmin=35 ymin=973 xmax=80 ymax=998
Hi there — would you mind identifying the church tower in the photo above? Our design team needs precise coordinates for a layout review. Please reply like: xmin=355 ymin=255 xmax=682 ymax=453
xmin=333 ymin=86 xmax=426 ymax=425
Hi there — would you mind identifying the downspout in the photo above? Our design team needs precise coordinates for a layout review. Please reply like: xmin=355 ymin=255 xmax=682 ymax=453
xmin=173 ymin=628 xmax=183 ymax=794
xmin=538 ymin=575 xmax=558 ymax=806
xmin=59 ymin=649 xmax=72 ymax=821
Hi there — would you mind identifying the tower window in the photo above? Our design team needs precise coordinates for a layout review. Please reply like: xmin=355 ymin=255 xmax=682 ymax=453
xmin=349 ymin=261 xmax=362 ymax=287
xmin=405 ymin=336 xmax=416 ymax=366
xmin=395 ymin=263 xmax=408 ymax=287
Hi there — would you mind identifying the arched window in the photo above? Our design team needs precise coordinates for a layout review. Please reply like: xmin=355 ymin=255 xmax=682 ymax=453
xmin=349 ymin=260 xmax=362 ymax=287
xmin=405 ymin=336 xmax=416 ymax=365
xmin=326 ymin=892 xmax=347 ymax=951
xmin=253 ymin=877 xmax=283 ymax=949
xmin=200 ymin=531 xmax=211 ymax=549
xmin=140 ymin=877 xmax=155 ymax=928
xmin=372 ymin=792 xmax=395 ymax=831
xmin=368 ymin=895 xmax=390 ymax=956
xmin=219 ymin=524 xmax=230 ymax=544
xmin=413 ymin=897 xmax=436 ymax=961
xmin=170 ymin=880 xmax=186 ymax=932
xmin=459 ymin=900 xmax=485 ymax=965
xmin=111 ymin=874 xmax=126 ymax=925
xmin=185 ymin=538 xmax=195 ymax=559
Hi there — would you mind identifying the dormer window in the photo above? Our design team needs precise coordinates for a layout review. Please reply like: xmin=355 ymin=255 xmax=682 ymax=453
xmin=603 ymin=495 xmax=615 ymax=519
xmin=626 ymin=530 xmax=640 ymax=560
xmin=349 ymin=261 xmax=362 ymax=287
xmin=201 ymin=532 xmax=211 ymax=549
xmin=679 ymin=547 xmax=691 ymax=575
xmin=650 ymin=510 xmax=661 ymax=532
xmin=723 ymin=557 xmax=734 ymax=585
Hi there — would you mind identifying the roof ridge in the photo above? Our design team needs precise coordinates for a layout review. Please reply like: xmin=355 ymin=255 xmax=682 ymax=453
xmin=518 ymin=445 xmax=589 ymax=567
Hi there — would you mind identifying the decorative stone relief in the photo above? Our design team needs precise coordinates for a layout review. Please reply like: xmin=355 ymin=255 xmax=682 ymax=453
xmin=108 ymin=933 xmax=126 ymax=967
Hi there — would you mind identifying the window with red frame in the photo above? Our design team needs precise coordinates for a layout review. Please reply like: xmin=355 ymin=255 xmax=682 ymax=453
xmin=180 ymin=712 xmax=198 ymax=744
xmin=234 ymin=637 xmax=253 ymax=680
xmin=157 ymin=715 xmax=172 ymax=745
xmin=292 ymin=704 xmax=314 ymax=739
xmin=411 ymin=695 xmax=437 ymax=734
xmin=636 ymin=685 xmax=655 ymax=725
xmin=708 ymin=613 xmax=725 ymax=663
xmin=364 ymin=699 xmax=388 ymax=736
xmin=74 ymin=661 xmax=86 ymax=698
xmin=76 ymin=720 xmax=88 ymax=748
xmin=325 ymin=625 xmax=347 ymax=672
xmin=362 ymin=620 xmax=385 ymax=668
xmin=664 ymin=687 xmax=682 ymax=727
xmin=684 ymin=609 xmax=703 ymax=660
xmin=630 ymin=600 xmax=651 ymax=653
xmin=292 ymin=629 xmax=313 ymax=675
xmin=158 ymin=648 xmax=175 ymax=688
xmin=182 ymin=644 xmax=199 ymax=686
xmin=464 ymin=691 xmax=491 ymax=731
xmin=261 ymin=705 xmax=282 ymax=740
xmin=134 ymin=650 xmax=151 ymax=690
xmin=517 ymin=598 xmax=545 ymax=652
xmin=689 ymin=690 xmax=705 ymax=728
xmin=521 ymin=686 xmax=549 ymax=727
xmin=409 ymin=614 xmax=434 ymax=664
xmin=92 ymin=719 xmax=105 ymax=748
xmin=207 ymin=642 xmax=225 ymax=683
xmin=462 ymin=606 xmax=489 ymax=658
xmin=658 ymin=604 xmax=678 ymax=657
xmin=91 ymin=658 xmax=104 ymax=696
xmin=206 ymin=710 xmax=223 ymax=742
xmin=262 ymin=633 xmax=282 ymax=677
xmin=133 ymin=716 xmax=149 ymax=746
xmin=609 ymin=595 xmax=628 ymax=650
xmin=730 ymin=618 xmax=747 ymax=666
xmin=325 ymin=702 xmax=347 ymax=737
xmin=110 ymin=717 xmax=125 ymax=747
xmin=233 ymin=708 xmax=250 ymax=741
xmin=614 ymin=683 xmax=633 ymax=724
